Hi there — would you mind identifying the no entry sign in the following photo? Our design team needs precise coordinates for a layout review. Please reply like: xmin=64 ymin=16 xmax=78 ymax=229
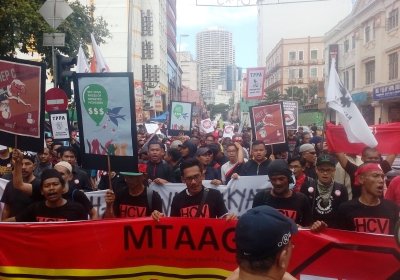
xmin=45 ymin=88 xmax=68 ymax=112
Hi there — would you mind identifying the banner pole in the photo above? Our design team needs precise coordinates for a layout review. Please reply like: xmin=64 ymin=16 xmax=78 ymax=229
xmin=14 ymin=135 xmax=17 ymax=150
xmin=107 ymin=154 xmax=112 ymax=190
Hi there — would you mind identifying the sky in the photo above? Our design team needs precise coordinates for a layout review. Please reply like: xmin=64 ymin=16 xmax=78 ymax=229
xmin=176 ymin=0 xmax=354 ymax=69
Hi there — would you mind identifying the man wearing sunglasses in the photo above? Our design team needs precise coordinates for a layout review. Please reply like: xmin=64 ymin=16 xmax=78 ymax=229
xmin=299 ymin=143 xmax=317 ymax=180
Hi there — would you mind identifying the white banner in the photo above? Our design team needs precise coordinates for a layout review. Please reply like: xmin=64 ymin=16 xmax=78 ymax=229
xmin=0 ymin=178 xmax=7 ymax=218
xmin=150 ymin=175 xmax=271 ymax=216
xmin=0 ymin=176 xmax=273 ymax=218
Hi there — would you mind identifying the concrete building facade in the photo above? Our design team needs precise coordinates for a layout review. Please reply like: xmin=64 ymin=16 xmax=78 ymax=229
xmin=265 ymin=37 xmax=325 ymax=109
xmin=177 ymin=51 xmax=198 ymax=91
xmin=325 ymin=0 xmax=400 ymax=124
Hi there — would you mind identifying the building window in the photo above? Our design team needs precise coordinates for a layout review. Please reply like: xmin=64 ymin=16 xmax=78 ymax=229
xmin=289 ymin=68 xmax=296 ymax=80
xmin=298 ymin=68 xmax=303 ymax=78
xmin=351 ymin=68 xmax=355 ymax=89
xmin=389 ymin=52 xmax=398 ymax=80
xmin=365 ymin=60 xmax=375 ymax=85
xmin=310 ymin=50 xmax=318 ymax=60
xmin=351 ymin=35 xmax=356 ymax=49
xmin=310 ymin=67 xmax=317 ymax=78
xmin=344 ymin=70 xmax=349 ymax=90
xmin=387 ymin=8 xmax=399 ymax=31
xmin=298 ymin=51 xmax=304 ymax=61
xmin=289 ymin=51 xmax=296 ymax=61
xmin=364 ymin=25 xmax=371 ymax=43
xmin=344 ymin=39 xmax=349 ymax=52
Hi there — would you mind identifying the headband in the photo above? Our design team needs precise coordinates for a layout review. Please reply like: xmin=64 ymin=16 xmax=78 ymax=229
xmin=354 ymin=163 xmax=382 ymax=186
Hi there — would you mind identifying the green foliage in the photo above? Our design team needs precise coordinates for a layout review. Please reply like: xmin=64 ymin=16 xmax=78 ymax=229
xmin=0 ymin=0 xmax=110 ymax=70
xmin=264 ymin=90 xmax=281 ymax=103
xmin=207 ymin=103 xmax=230 ymax=120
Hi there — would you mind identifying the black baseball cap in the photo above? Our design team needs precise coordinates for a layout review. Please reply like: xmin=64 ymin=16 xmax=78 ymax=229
xmin=316 ymin=154 xmax=336 ymax=167
xmin=235 ymin=206 xmax=297 ymax=261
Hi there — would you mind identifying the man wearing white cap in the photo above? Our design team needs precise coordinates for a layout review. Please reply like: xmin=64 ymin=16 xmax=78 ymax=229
xmin=299 ymin=143 xmax=317 ymax=180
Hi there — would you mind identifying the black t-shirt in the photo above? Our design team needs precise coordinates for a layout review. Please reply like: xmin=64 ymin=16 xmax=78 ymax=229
xmin=171 ymin=187 xmax=228 ymax=218
xmin=114 ymin=187 xmax=163 ymax=218
xmin=72 ymin=166 xmax=92 ymax=191
xmin=0 ymin=154 xmax=12 ymax=179
xmin=15 ymin=200 xmax=88 ymax=222
xmin=240 ymin=159 xmax=270 ymax=176
xmin=337 ymin=199 xmax=399 ymax=235
xmin=304 ymin=165 xmax=317 ymax=180
xmin=252 ymin=190 xmax=312 ymax=227
xmin=300 ymin=181 xmax=348 ymax=228
xmin=147 ymin=160 xmax=173 ymax=182
xmin=204 ymin=165 xmax=221 ymax=180
xmin=31 ymin=183 xmax=93 ymax=214
xmin=345 ymin=160 xmax=392 ymax=199
xmin=1 ymin=178 xmax=41 ymax=217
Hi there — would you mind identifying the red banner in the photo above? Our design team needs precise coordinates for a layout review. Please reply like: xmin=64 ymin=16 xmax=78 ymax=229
xmin=326 ymin=122 xmax=400 ymax=154
xmin=0 ymin=219 xmax=398 ymax=279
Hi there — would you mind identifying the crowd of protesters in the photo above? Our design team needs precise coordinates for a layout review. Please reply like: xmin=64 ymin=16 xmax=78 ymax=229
xmin=0 ymin=122 xmax=399 ymax=235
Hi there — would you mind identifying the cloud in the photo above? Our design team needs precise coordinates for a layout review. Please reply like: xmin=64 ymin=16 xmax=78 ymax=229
xmin=176 ymin=0 xmax=257 ymax=28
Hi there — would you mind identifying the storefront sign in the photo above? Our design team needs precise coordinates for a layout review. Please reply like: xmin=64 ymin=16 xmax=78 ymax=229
xmin=373 ymin=82 xmax=400 ymax=100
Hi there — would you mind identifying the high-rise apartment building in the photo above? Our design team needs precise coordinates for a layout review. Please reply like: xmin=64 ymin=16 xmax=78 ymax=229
xmin=196 ymin=28 xmax=235 ymax=104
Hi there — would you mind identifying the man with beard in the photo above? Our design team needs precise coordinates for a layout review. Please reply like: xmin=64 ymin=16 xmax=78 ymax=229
xmin=337 ymin=163 xmax=399 ymax=235
xmin=240 ymin=141 xmax=271 ymax=176
xmin=252 ymin=159 xmax=326 ymax=231
xmin=299 ymin=143 xmax=317 ymax=179
xmin=300 ymin=154 xmax=348 ymax=228
xmin=1 ymin=151 xmax=38 ymax=220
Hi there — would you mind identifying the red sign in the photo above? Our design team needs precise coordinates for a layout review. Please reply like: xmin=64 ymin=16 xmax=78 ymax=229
xmin=45 ymin=88 xmax=68 ymax=112
xmin=0 ymin=219 xmax=398 ymax=279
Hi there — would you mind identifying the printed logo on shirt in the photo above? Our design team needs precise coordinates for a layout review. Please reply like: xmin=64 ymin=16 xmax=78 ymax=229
xmin=36 ymin=217 xmax=67 ymax=222
xmin=353 ymin=217 xmax=390 ymax=234
xmin=278 ymin=209 xmax=297 ymax=221
xmin=180 ymin=204 xmax=210 ymax=218
xmin=315 ymin=195 xmax=333 ymax=215
xmin=120 ymin=204 xmax=147 ymax=218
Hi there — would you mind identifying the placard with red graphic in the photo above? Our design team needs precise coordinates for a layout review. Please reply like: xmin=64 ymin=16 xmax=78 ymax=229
xmin=0 ymin=58 xmax=45 ymax=151
xmin=250 ymin=102 xmax=286 ymax=145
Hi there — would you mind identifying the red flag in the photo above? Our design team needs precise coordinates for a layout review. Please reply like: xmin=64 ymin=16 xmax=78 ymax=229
xmin=326 ymin=122 xmax=400 ymax=154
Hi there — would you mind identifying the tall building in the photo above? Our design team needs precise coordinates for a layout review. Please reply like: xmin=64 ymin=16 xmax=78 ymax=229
xmin=196 ymin=28 xmax=235 ymax=104
xmin=265 ymin=37 xmax=325 ymax=109
xmin=177 ymin=51 xmax=198 ymax=91
xmin=325 ymin=0 xmax=400 ymax=125
xmin=78 ymin=0 xmax=174 ymax=121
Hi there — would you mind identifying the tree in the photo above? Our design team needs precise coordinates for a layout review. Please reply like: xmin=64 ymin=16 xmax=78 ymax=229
xmin=0 ymin=0 xmax=110 ymax=70
xmin=285 ymin=86 xmax=306 ymax=106
xmin=207 ymin=103 xmax=230 ymax=120
xmin=264 ymin=90 xmax=281 ymax=103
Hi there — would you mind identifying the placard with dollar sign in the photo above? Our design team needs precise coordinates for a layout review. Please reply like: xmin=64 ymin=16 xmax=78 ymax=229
xmin=82 ymin=84 xmax=108 ymax=126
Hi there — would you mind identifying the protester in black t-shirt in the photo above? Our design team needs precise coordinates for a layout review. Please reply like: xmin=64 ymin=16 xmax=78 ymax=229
xmin=104 ymin=169 xmax=163 ymax=218
xmin=151 ymin=158 xmax=236 ymax=220
xmin=337 ymin=163 xmax=399 ymax=235
xmin=252 ymin=159 xmax=326 ymax=231
xmin=6 ymin=169 xmax=88 ymax=222
xmin=196 ymin=146 xmax=222 ymax=185
xmin=239 ymin=140 xmax=271 ymax=176
xmin=1 ymin=151 xmax=38 ymax=220
xmin=10 ymin=151 xmax=96 ymax=220
xmin=298 ymin=143 xmax=317 ymax=180
xmin=164 ymin=148 xmax=182 ymax=183
xmin=335 ymin=147 xmax=396 ymax=199
xmin=300 ymin=154 xmax=348 ymax=228
xmin=146 ymin=142 xmax=173 ymax=185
